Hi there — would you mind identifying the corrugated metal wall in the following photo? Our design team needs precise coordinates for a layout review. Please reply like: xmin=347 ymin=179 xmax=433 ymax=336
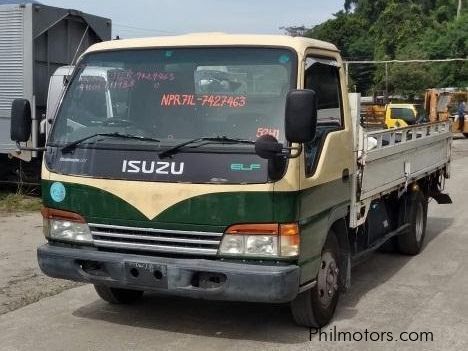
xmin=0 ymin=6 xmax=24 ymax=119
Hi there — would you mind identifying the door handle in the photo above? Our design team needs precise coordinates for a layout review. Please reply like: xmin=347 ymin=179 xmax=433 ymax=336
xmin=342 ymin=168 xmax=350 ymax=182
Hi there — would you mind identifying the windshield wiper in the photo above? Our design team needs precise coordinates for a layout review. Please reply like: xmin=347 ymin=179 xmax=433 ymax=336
xmin=61 ymin=132 xmax=160 ymax=153
xmin=159 ymin=136 xmax=254 ymax=159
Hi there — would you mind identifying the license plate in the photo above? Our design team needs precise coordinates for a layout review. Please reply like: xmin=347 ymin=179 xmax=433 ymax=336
xmin=125 ymin=261 xmax=168 ymax=288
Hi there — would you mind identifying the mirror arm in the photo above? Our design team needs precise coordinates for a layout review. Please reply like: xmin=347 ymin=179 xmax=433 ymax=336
xmin=15 ymin=142 xmax=47 ymax=152
xmin=280 ymin=144 xmax=303 ymax=159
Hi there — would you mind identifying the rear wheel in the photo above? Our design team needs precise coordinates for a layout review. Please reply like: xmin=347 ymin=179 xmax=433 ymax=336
xmin=379 ymin=236 xmax=397 ymax=252
xmin=94 ymin=285 xmax=143 ymax=304
xmin=397 ymin=190 xmax=428 ymax=255
xmin=290 ymin=232 xmax=340 ymax=327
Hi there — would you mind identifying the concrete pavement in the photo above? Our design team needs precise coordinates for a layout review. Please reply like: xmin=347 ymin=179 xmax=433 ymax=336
xmin=0 ymin=139 xmax=467 ymax=350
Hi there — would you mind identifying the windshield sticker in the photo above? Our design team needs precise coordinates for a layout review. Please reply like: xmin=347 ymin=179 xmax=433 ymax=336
xmin=50 ymin=182 xmax=66 ymax=203
xmin=161 ymin=94 xmax=247 ymax=108
xmin=256 ymin=127 xmax=280 ymax=139
xmin=279 ymin=54 xmax=291 ymax=64
xmin=230 ymin=163 xmax=261 ymax=172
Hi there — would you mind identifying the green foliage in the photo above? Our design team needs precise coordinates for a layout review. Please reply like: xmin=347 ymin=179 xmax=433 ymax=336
xmin=305 ymin=0 xmax=468 ymax=96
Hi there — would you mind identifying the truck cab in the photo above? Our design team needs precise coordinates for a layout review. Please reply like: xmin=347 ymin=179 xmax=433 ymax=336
xmin=9 ymin=34 xmax=451 ymax=328
xmin=385 ymin=103 xmax=418 ymax=128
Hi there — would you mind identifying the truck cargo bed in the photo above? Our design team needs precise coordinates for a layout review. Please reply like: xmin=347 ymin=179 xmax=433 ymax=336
xmin=360 ymin=121 xmax=451 ymax=199
xmin=349 ymin=92 xmax=451 ymax=228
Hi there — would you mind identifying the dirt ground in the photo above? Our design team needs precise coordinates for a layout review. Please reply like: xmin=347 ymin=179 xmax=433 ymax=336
xmin=0 ymin=213 xmax=80 ymax=315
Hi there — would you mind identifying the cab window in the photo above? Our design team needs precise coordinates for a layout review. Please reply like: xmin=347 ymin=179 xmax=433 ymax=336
xmin=304 ymin=57 xmax=343 ymax=177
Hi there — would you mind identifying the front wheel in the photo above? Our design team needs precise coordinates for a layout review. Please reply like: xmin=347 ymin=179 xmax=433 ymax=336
xmin=290 ymin=232 xmax=340 ymax=327
xmin=463 ymin=133 xmax=468 ymax=138
xmin=94 ymin=285 xmax=143 ymax=304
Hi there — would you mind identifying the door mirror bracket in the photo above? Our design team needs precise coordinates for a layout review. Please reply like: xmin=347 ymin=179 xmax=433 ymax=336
xmin=254 ymin=134 xmax=302 ymax=160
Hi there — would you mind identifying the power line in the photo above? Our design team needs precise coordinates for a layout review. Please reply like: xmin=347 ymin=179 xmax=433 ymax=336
xmin=113 ymin=22 xmax=177 ymax=35
xmin=343 ymin=58 xmax=468 ymax=92
xmin=345 ymin=58 xmax=468 ymax=64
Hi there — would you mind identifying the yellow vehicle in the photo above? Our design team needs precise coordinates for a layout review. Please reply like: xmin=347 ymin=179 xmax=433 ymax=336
xmin=361 ymin=103 xmax=419 ymax=129
xmin=385 ymin=103 xmax=418 ymax=128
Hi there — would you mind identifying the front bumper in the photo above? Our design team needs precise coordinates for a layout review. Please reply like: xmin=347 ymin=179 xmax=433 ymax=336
xmin=38 ymin=244 xmax=300 ymax=303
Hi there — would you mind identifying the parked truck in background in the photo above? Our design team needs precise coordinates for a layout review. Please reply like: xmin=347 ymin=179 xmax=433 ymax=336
xmin=10 ymin=34 xmax=452 ymax=327
xmin=0 ymin=2 xmax=111 ymax=183
xmin=425 ymin=88 xmax=468 ymax=136
xmin=361 ymin=101 xmax=421 ymax=129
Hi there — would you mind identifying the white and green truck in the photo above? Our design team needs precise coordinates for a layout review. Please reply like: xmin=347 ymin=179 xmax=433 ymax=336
xmin=10 ymin=34 xmax=452 ymax=327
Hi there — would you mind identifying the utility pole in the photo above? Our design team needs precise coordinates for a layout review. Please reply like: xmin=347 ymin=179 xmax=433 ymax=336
xmin=458 ymin=0 xmax=462 ymax=19
xmin=345 ymin=62 xmax=349 ymax=88
xmin=385 ymin=62 xmax=389 ymax=103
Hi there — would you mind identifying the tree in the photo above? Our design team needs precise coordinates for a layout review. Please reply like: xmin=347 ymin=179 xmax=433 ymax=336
xmin=301 ymin=0 xmax=468 ymax=96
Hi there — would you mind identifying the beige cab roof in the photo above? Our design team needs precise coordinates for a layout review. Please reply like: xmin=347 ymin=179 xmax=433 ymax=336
xmin=85 ymin=33 xmax=339 ymax=55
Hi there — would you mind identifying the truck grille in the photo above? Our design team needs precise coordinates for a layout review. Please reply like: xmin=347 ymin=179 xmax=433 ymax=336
xmin=89 ymin=223 xmax=223 ymax=256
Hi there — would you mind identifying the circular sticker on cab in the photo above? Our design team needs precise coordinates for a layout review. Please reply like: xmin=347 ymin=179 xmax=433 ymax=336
xmin=50 ymin=182 xmax=66 ymax=203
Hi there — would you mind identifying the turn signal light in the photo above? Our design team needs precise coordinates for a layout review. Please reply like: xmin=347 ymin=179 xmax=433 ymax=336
xmin=226 ymin=223 xmax=279 ymax=235
xmin=41 ymin=208 xmax=86 ymax=223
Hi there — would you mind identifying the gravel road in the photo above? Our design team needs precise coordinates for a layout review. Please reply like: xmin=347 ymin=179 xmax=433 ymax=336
xmin=0 ymin=213 xmax=80 ymax=315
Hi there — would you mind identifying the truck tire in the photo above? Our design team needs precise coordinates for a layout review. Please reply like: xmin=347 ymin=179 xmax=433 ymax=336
xmin=379 ymin=237 xmax=397 ymax=252
xmin=290 ymin=232 xmax=340 ymax=327
xmin=94 ymin=285 xmax=143 ymax=304
xmin=463 ymin=133 xmax=468 ymax=138
xmin=397 ymin=190 xmax=428 ymax=255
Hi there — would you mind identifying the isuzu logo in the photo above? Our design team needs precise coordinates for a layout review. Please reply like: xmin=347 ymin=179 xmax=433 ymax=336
xmin=122 ymin=160 xmax=184 ymax=175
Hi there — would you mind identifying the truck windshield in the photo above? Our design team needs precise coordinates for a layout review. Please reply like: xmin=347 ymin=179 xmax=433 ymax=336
xmin=390 ymin=107 xmax=416 ymax=124
xmin=49 ymin=47 xmax=296 ymax=150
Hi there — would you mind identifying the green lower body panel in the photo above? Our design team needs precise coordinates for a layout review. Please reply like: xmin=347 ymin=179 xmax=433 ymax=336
xmin=42 ymin=178 xmax=350 ymax=283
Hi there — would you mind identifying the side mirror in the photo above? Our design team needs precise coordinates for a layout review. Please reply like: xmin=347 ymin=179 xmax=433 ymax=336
xmin=254 ymin=135 xmax=288 ymax=181
xmin=285 ymin=89 xmax=317 ymax=143
xmin=11 ymin=99 xmax=32 ymax=143
xmin=255 ymin=134 xmax=283 ymax=159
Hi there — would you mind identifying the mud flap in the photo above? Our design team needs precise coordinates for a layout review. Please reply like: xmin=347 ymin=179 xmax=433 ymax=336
xmin=430 ymin=192 xmax=452 ymax=204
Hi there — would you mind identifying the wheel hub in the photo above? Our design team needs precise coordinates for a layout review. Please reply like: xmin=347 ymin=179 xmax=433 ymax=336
xmin=317 ymin=252 xmax=339 ymax=307
xmin=415 ymin=202 xmax=424 ymax=242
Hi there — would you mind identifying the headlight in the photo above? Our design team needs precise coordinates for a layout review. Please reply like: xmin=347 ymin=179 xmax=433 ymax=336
xmin=42 ymin=208 xmax=92 ymax=244
xmin=246 ymin=235 xmax=278 ymax=256
xmin=46 ymin=219 xmax=92 ymax=243
xmin=219 ymin=235 xmax=245 ymax=254
xmin=218 ymin=223 xmax=299 ymax=258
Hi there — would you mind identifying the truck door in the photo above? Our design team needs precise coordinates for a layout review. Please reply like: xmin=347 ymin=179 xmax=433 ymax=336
xmin=298 ymin=54 xmax=354 ymax=285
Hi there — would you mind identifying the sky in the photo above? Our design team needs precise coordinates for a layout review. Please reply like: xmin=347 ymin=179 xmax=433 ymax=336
xmin=37 ymin=0 xmax=344 ymax=38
